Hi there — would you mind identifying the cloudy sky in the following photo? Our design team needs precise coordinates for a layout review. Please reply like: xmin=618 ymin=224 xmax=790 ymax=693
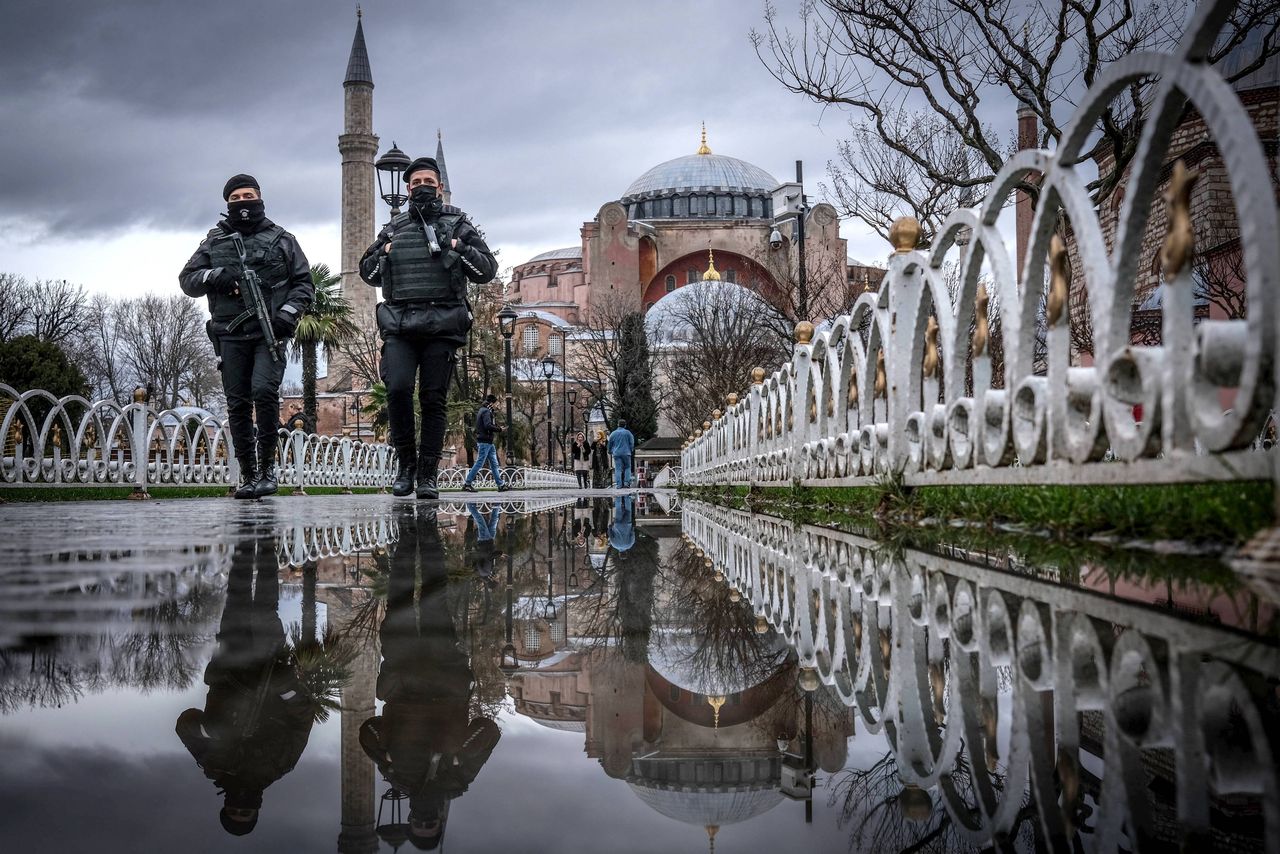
xmin=0 ymin=0 xmax=967 ymax=301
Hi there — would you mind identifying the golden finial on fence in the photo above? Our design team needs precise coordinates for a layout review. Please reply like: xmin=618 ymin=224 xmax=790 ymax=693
xmin=794 ymin=320 xmax=814 ymax=344
xmin=922 ymin=316 xmax=940 ymax=379
xmin=889 ymin=216 xmax=921 ymax=254
xmin=874 ymin=349 xmax=887 ymax=398
xmin=1047 ymin=234 xmax=1071 ymax=327
xmin=1160 ymin=159 xmax=1198 ymax=278
xmin=751 ymin=367 xmax=765 ymax=385
xmin=973 ymin=283 xmax=990 ymax=357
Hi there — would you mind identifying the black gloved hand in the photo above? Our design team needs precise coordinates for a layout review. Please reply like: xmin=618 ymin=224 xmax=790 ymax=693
xmin=273 ymin=304 xmax=302 ymax=338
xmin=207 ymin=267 xmax=238 ymax=295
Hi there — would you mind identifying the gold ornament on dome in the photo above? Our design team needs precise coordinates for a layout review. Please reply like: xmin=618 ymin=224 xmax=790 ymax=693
xmin=703 ymin=248 xmax=721 ymax=282
xmin=889 ymin=216 xmax=921 ymax=254
xmin=697 ymin=121 xmax=712 ymax=155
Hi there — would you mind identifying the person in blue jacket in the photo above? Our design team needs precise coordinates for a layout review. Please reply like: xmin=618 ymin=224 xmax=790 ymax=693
xmin=607 ymin=420 xmax=635 ymax=489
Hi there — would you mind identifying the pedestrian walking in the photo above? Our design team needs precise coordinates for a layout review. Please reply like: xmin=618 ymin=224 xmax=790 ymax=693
xmin=463 ymin=394 xmax=507 ymax=492
xmin=607 ymin=420 xmax=635 ymax=489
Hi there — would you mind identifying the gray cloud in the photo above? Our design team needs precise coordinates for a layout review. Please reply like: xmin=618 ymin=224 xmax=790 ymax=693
xmin=0 ymin=0 xmax=908 ymax=272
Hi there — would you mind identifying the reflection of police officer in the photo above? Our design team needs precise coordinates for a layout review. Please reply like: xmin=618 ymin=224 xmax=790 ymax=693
xmin=175 ymin=531 xmax=315 ymax=836
xmin=360 ymin=157 xmax=498 ymax=500
xmin=179 ymin=174 xmax=314 ymax=499
xmin=360 ymin=506 xmax=500 ymax=849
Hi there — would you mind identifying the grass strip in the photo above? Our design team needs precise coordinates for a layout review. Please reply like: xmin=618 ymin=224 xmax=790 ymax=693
xmin=682 ymin=479 xmax=1273 ymax=545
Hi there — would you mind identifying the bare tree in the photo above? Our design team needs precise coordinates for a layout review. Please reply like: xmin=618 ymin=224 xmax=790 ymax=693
xmin=655 ymin=282 xmax=792 ymax=437
xmin=567 ymin=292 xmax=635 ymax=426
xmin=65 ymin=293 xmax=130 ymax=403
xmin=28 ymin=278 xmax=90 ymax=345
xmin=0 ymin=273 xmax=33 ymax=343
xmin=335 ymin=325 xmax=382 ymax=392
xmin=753 ymin=0 xmax=1279 ymax=239
xmin=116 ymin=294 xmax=217 ymax=411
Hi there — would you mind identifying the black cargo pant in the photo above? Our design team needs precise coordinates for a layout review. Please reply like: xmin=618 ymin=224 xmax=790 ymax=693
xmin=219 ymin=336 xmax=286 ymax=468
xmin=382 ymin=335 xmax=457 ymax=466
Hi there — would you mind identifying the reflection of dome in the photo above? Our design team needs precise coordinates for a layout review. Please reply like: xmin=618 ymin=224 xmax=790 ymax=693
xmin=645 ymin=280 xmax=783 ymax=347
xmin=529 ymin=717 xmax=586 ymax=733
xmin=646 ymin=626 xmax=789 ymax=697
xmin=628 ymin=782 xmax=783 ymax=827
xmin=624 ymin=153 xmax=778 ymax=198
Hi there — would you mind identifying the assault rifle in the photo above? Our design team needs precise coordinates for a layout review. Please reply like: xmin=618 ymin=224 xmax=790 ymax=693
xmin=227 ymin=231 xmax=283 ymax=363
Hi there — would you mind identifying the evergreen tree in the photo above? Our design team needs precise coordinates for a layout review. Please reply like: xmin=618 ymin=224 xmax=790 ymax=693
xmin=615 ymin=312 xmax=657 ymax=442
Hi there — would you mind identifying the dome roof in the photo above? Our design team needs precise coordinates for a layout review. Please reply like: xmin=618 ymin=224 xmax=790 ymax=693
xmin=646 ymin=626 xmax=790 ymax=697
xmin=623 ymin=153 xmax=778 ymax=199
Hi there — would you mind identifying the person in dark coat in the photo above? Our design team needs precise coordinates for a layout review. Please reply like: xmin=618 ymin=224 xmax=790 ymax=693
xmin=590 ymin=428 xmax=609 ymax=488
xmin=463 ymin=394 xmax=507 ymax=492
xmin=360 ymin=505 xmax=501 ymax=850
xmin=570 ymin=431 xmax=593 ymax=488
xmin=360 ymin=157 xmax=498 ymax=499
xmin=175 ymin=529 xmax=315 ymax=836
xmin=179 ymin=174 xmax=314 ymax=499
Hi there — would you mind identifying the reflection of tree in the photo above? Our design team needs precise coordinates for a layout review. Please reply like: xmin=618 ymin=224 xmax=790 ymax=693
xmin=663 ymin=542 xmax=791 ymax=690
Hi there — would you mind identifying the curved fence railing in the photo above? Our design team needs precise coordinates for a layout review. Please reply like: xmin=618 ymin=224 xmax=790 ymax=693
xmin=681 ymin=499 xmax=1280 ymax=850
xmin=683 ymin=0 xmax=1277 ymax=489
xmin=0 ymin=384 xmax=577 ymax=491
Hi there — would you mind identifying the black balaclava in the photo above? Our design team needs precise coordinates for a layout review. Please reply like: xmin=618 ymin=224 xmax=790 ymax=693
xmin=411 ymin=184 xmax=443 ymax=216
xmin=228 ymin=198 xmax=266 ymax=233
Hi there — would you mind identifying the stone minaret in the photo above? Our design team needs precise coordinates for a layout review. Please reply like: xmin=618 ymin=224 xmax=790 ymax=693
xmin=336 ymin=9 xmax=379 ymax=391
xmin=435 ymin=130 xmax=452 ymax=206
xmin=1014 ymin=25 xmax=1039 ymax=285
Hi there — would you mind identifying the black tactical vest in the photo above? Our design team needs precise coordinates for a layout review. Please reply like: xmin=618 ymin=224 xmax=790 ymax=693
xmin=205 ymin=225 xmax=289 ymax=324
xmin=382 ymin=211 xmax=464 ymax=304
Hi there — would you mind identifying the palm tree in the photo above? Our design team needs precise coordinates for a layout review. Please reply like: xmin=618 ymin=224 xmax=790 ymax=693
xmin=291 ymin=264 xmax=359 ymax=429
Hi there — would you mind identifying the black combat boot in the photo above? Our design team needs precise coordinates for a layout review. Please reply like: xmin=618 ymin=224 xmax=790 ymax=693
xmin=234 ymin=455 xmax=257 ymax=500
xmin=253 ymin=441 xmax=279 ymax=498
xmin=392 ymin=449 xmax=417 ymax=497
xmin=416 ymin=457 xmax=440 ymax=500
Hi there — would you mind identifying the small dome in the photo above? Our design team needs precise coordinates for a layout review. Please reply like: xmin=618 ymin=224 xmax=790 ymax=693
xmin=523 ymin=246 xmax=583 ymax=265
xmin=623 ymin=153 xmax=778 ymax=199
xmin=646 ymin=280 xmax=783 ymax=347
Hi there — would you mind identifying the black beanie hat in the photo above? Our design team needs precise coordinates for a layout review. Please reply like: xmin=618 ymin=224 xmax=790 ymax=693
xmin=223 ymin=173 xmax=260 ymax=200
xmin=403 ymin=157 xmax=440 ymax=182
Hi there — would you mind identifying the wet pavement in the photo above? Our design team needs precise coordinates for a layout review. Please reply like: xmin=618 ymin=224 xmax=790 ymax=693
xmin=0 ymin=493 xmax=1276 ymax=853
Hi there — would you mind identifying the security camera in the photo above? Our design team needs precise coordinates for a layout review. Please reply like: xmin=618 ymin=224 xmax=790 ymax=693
xmin=769 ymin=229 xmax=784 ymax=251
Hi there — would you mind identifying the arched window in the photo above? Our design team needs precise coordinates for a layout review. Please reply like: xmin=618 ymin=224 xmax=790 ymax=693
xmin=522 ymin=325 xmax=539 ymax=356
xmin=550 ymin=620 xmax=566 ymax=645
xmin=549 ymin=333 xmax=563 ymax=356
xmin=725 ymin=269 xmax=737 ymax=284
xmin=665 ymin=275 xmax=676 ymax=293
xmin=674 ymin=195 xmax=689 ymax=217
xmin=686 ymin=268 xmax=699 ymax=285
xmin=524 ymin=625 xmax=541 ymax=652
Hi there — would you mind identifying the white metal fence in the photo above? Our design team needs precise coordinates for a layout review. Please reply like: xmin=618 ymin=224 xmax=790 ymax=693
xmin=682 ymin=499 xmax=1280 ymax=849
xmin=683 ymin=0 xmax=1277 ymax=490
xmin=0 ymin=384 xmax=577 ymax=491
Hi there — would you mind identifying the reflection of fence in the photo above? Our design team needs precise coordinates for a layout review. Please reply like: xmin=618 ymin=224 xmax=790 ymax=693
xmin=0 ymin=384 xmax=577 ymax=491
xmin=683 ymin=0 xmax=1276 ymax=489
xmin=681 ymin=499 xmax=1280 ymax=850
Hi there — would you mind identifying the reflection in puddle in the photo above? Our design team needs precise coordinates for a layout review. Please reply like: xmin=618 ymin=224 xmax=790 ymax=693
xmin=0 ymin=495 xmax=1276 ymax=852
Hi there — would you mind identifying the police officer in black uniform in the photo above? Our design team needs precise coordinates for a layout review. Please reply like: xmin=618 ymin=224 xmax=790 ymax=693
xmin=359 ymin=157 xmax=498 ymax=499
xmin=180 ymin=174 xmax=314 ymax=498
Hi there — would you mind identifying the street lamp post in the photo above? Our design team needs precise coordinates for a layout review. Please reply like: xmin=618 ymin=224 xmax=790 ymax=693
xmin=349 ymin=392 xmax=364 ymax=440
xmin=568 ymin=388 xmax=579 ymax=450
xmin=541 ymin=355 xmax=556 ymax=469
xmin=498 ymin=306 xmax=517 ymax=463
xmin=374 ymin=142 xmax=411 ymax=215
xmin=795 ymin=160 xmax=807 ymax=310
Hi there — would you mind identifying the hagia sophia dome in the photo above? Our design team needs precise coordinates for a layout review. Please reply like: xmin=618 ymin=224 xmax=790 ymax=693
xmin=618 ymin=125 xmax=780 ymax=221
